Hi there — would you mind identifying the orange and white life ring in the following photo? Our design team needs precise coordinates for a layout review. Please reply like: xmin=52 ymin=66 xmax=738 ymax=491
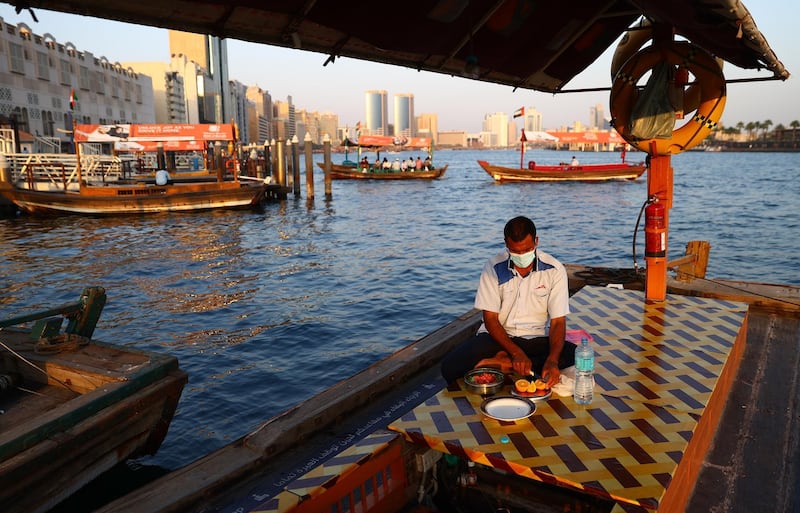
xmin=610 ymin=41 xmax=726 ymax=155
xmin=610 ymin=19 xmax=723 ymax=114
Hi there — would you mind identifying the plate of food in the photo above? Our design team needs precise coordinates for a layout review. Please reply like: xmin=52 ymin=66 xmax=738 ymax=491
xmin=510 ymin=376 xmax=552 ymax=402
xmin=480 ymin=396 xmax=536 ymax=421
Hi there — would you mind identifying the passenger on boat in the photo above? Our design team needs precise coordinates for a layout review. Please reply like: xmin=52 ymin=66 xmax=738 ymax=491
xmin=392 ymin=158 xmax=401 ymax=171
xmin=424 ymin=155 xmax=432 ymax=170
xmin=415 ymin=157 xmax=423 ymax=170
xmin=400 ymin=159 xmax=408 ymax=171
xmin=382 ymin=158 xmax=391 ymax=170
xmin=570 ymin=156 xmax=579 ymax=166
xmin=440 ymin=216 xmax=575 ymax=388
xmin=406 ymin=157 xmax=415 ymax=170
xmin=373 ymin=157 xmax=381 ymax=171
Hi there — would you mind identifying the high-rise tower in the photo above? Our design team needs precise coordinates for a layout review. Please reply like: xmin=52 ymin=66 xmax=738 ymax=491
xmin=168 ymin=30 xmax=230 ymax=124
xmin=365 ymin=90 xmax=388 ymax=136
xmin=393 ymin=93 xmax=414 ymax=137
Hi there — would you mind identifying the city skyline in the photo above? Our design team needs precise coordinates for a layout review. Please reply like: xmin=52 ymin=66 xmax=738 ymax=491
xmin=0 ymin=3 xmax=797 ymax=133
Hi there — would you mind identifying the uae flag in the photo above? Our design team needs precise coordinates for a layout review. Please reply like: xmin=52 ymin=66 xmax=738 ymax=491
xmin=513 ymin=106 xmax=525 ymax=118
xmin=69 ymin=88 xmax=77 ymax=110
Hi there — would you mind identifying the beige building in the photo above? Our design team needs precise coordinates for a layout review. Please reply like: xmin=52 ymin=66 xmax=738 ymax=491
xmin=168 ymin=30 xmax=230 ymax=124
xmin=0 ymin=18 xmax=154 ymax=152
xmin=437 ymin=130 xmax=468 ymax=147
xmin=416 ymin=113 xmax=438 ymax=144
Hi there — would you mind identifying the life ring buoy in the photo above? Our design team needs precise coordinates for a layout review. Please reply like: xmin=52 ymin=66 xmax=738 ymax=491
xmin=610 ymin=19 xmax=723 ymax=114
xmin=225 ymin=159 xmax=235 ymax=172
xmin=610 ymin=41 xmax=726 ymax=155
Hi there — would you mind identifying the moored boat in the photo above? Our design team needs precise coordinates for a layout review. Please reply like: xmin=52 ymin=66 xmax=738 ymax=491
xmin=0 ymin=123 xmax=283 ymax=216
xmin=0 ymin=287 xmax=187 ymax=513
xmin=477 ymin=159 xmax=646 ymax=182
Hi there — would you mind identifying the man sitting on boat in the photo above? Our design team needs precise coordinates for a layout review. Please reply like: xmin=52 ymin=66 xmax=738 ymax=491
xmin=440 ymin=216 xmax=575 ymax=388
xmin=571 ymin=156 xmax=579 ymax=166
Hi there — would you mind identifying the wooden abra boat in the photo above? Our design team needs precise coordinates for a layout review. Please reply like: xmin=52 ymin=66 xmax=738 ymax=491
xmin=0 ymin=124 xmax=278 ymax=216
xmin=0 ymin=287 xmax=187 ymax=513
xmin=317 ymin=161 xmax=447 ymax=180
xmin=319 ymin=134 xmax=447 ymax=180
xmin=478 ymin=159 xmax=646 ymax=182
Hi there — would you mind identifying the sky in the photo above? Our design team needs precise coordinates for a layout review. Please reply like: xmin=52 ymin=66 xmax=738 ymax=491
xmin=1 ymin=2 xmax=797 ymax=133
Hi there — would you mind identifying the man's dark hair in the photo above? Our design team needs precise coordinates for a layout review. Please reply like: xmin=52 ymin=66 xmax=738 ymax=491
xmin=504 ymin=216 xmax=537 ymax=242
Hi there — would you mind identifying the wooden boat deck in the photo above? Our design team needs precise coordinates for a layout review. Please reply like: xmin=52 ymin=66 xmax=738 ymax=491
xmin=389 ymin=286 xmax=748 ymax=512
xmin=94 ymin=270 xmax=800 ymax=513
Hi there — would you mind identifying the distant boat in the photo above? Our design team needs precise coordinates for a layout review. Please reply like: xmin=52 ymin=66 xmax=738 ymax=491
xmin=320 ymin=134 xmax=447 ymax=180
xmin=477 ymin=159 xmax=646 ymax=183
xmin=317 ymin=162 xmax=447 ymax=180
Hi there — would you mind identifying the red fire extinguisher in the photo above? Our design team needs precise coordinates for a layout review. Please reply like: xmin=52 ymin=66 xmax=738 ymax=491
xmin=645 ymin=197 xmax=666 ymax=258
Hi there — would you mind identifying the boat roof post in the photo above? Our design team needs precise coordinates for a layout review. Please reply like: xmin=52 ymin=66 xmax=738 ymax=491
xmin=645 ymin=148 xmax=673 ymax=301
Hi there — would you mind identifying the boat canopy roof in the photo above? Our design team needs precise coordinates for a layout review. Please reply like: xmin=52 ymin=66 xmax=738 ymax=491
xmin=357 ymin=135 xmax=433 ymax=150
xmin=74 ymin=124 xmax=234 ymax=152
xmin=14 ymin=0 xmax=788 ymax=92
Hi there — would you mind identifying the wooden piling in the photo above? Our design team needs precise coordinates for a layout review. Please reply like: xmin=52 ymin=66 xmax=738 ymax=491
xmin=292 ymin=135 xmax=300 ymax=197
xmin=275 ymin=139 xmax=285 ymax=186
xmin=323 ymin=134 xmax=332 ymax=199
xmin=304 ymin=133 xmax=314 ymax=199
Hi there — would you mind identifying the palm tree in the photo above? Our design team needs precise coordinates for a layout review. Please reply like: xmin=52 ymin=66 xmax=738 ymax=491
xmin=762 ymin=119 xmax=773 ymax=139
xmin=791 ymin=120 xmax=799 ymax=144
xmin=745 ymin=122 xmax=756 ymax=141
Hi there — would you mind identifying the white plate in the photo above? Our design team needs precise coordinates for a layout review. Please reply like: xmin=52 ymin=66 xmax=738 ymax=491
xmin=480 ymin=396 xmax=536 ymax=421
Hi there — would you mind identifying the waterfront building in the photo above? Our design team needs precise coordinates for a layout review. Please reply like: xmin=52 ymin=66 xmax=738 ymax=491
xmin=416 ymin=113 xmax=438 ymax=144
xmin=168 ymin=30 xmax=230 ymax=124
xmin=364 ymin=90 xmax=387 ymax=136
xmin=437 ymin=130 xmax=467 ymax=148
xmin=273 ymin=96 xmax=296 ymax=140
xmin=522 ymin=107 xmax=543 ymax=133
xmin=123 ymin=61 xmax=186 ymax=124
xmin=318 ymin=112 xmax=338 ymax=143
xmin=393 ymin=93 xmax=414 ymax=138
xmin=0 ymin=17 xmax=154 ymax=152
xmin=246 ymin=85 xmax=273 ymax=145
xmin=590 ymin=103 xmax=605 ymax=130
xmin=482 ymin=112 xmax=510 ymax=147
xmin=228 ymin=79 xmax=252 ymax=145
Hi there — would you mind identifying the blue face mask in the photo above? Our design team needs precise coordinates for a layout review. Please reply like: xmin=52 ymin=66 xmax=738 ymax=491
xmin=509 ymin=249 xmax=536 ymax=268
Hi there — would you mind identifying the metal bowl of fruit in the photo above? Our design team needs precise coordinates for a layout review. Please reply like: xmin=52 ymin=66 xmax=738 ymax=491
xmin=463 ymin=367 xmax=506 ymax=395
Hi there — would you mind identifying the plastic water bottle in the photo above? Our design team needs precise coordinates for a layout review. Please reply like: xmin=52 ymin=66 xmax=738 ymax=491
xmin=573 ymin=337 xmax=594 ymax=405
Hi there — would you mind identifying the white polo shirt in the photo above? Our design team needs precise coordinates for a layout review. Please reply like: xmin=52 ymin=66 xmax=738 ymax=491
xmin=474 ymin=249 xmax=570 ymax=338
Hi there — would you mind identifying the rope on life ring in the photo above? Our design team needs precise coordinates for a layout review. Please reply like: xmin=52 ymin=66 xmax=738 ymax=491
xmin=610 ymin=19 xmax=723 ymax=114
xmin=610 ymin=41 xmax=726 ymax=155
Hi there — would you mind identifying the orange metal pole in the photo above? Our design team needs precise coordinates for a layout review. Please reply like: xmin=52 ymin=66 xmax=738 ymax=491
xmin=645 ymin=148 xmax=673 ymax=301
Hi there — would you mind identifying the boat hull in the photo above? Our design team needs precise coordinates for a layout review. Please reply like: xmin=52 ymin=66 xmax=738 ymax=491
xmin=0 ymin=331 xmax=187 ymax=513
xmin=317 ymin=162 xmax=447 ymax=180
xmin=477 ymin=159 xmax=646 ymax=182
xmin=0 ymin=180 xmax=269 ymax=216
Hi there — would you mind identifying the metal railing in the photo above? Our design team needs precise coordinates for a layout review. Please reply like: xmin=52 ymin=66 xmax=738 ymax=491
xmin=2 ymin=152 xmax=129 ymax=191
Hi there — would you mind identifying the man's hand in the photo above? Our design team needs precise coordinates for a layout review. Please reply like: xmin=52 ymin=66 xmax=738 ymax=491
xmin=511 ymin=352 xmax=532 ymax=376
xmin=542 ymin=359 xmax=560 ymax=388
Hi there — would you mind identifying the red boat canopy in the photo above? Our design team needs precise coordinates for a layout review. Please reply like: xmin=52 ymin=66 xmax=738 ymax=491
xmin=357 ymin=135 xmax=432 ymax=149
xmin=73 ymin=124 xmax=235 ymax=152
